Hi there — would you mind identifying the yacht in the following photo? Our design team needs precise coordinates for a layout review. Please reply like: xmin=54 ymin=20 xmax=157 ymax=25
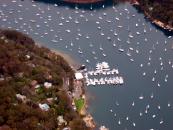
xmin=86 ymin=59 xmax=90 ymax=63
xmin=103 ymin=12 xmax=107 ymax=16
xmin=168 ymin=102 xmax=171 ymax=107
xmin=132 ymin=122 xmax=136 ymax=127
xmin=116 ymin=101 xmax=119 ymax=106
xmin=160 ymin=119 xmax=164 ymax=124
xmin=103 ymin=53 xmax=107 ymax=57
xmin=59 ymin=23 xmax=63 ymax=26
xmin=126 ymin=49 xmax=131 ymax=56
xmin=130 ymin=58 xmax=134 ymax=62
xmin=96 ymin=21 xmax=100 ymax=24
xmin=65 ymin=29 xmax=71 ymax=33
xmin=152 ymin=115 xmax=156 ymax=118
xmin=128 ymin=33 xmax=134 ymax=38
xmin=75 ymin=19 xmax=79 ymax=24
xmin=99 ymin=45 xmax=104 ymax=51
xmin=132 ymin=101 xmax=135 ymax=106
xmin=157 ymin=83 xmax=161 ymax=87
xmin=136 ymin=48 xmax=139 ymax=53
xmin=118 ymin=45 xmax=124 ymax=52
xmin=107 ymin=37 xmax=111 ymax=40
xmin=139 ymin=94 xmax=144 ymax=100
xmin=118 ymin=119 xmax=121 ymax=125
xmin=86 ymin=34 xmax=90 ymax=39
xmin=157 ymin=105 xmax=161 ymax=110
xmin=143 ymin=72 xmax=146 ymax=76
xmin=150 ymin=93 xmax=154 ymax=99
xmin=117 ymin=37 xmax=121 ymax=41
xmin=139 ymin=112 xmax=143 ymax=116
xmin=136 ymin=31 xmax=140 ymax=35
xmin=114 ymin=31 xmax=118 ymax=36
xmin=100 ymin=31 xmax=104 ymax=36
xmin=115 ymin=17 xmax=120 ymax=21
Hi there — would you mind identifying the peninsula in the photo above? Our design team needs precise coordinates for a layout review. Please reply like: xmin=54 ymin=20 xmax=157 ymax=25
xmin=0 ymin=29 xmax=94 ymax=130
xmin=135 ymin=0 xmax=173 ymax=31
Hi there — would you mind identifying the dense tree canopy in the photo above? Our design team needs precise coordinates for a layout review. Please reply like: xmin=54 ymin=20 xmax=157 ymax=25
xmin=138 ymin=0 xmax=173 ymax=29
xmin=0 ymin=30 xmax=90 ymax=130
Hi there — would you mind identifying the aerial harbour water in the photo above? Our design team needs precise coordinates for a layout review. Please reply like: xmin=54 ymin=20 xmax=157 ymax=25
xmin=0 ymin=0 xmax=173 ymax=130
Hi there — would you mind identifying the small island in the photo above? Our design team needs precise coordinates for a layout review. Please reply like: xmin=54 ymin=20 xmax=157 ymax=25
xmin=0 ymin=29 xmax=95 ymax=130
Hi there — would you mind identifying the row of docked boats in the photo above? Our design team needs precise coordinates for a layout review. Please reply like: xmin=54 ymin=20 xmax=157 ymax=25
xmin=84 ymin=62 xmax=124 ymax=86
xmin=86 ymin=76 xmax=124 ymax=86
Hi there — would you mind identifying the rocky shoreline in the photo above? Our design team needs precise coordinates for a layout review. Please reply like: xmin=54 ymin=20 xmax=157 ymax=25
xmin=132 ymin=0 xmax=173 ymax=32
xmin=144 ymin=11 xmax=173 ymax=31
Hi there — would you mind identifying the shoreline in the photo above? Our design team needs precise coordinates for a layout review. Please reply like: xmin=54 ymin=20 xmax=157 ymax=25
xmin=51 ymin=48 xmax=96 ymax=129
xmin=34 ymin=41 xmax=96 ymax=129
xmin=36 ymin=42 xmax=80 ymax=69
xmin=144 ymin=11 xmax=173 ymax=31
xmin=63 ymin=0 xmax=104 ymax=4
xmin=36 ymin=42 xmax=96 ymax=129
xmin=132 ymin=0 xmax=173 ymax=32
xmin=0 ymin=30 xmax=95 ymax=130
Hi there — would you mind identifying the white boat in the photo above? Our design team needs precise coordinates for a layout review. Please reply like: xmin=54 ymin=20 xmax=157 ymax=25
xmin=132 ymin=101 xmax=135 ymax=106
xmin=103 ymin=12 xmax=107 ymax=16
xmin=130 ymin=58 xmax=134 ymax=62
xmin=143 ymin=72 xmax=146 ymax=76
xmin=139 ymin=112 xmax=143 ymax=116
xmin=78 ymin=50 xmax=83 ymax=54
xmin=157 ymin=105 xmax=161 ymax=110
xmin=117 ymin=37 xmax=121 ymax=41
xmin=86 ymin=34 xmax=90 ymax=39
xmin=150 ymin=93 xmax=154 ymax=99
xmin=118 ymin=45 xmax=124 ymax=52
xmin=65 ymin=29 xmax=71 ymax=33
xmin=114 ymin=31 xmax=118 ymax=36
xmin=118 ymin=119 xmax=121 ymax=125
xmin=103 ymin=53 xmax=107 ymax=57
xmin=136 ymin=31 xmax=140 ymax=35
xmin=139 ymin=94 xmax=144 ymax=100
xmin=107 ymin=37 xmax=111 ymax=40
xmin=100 ymin=31 xmax=104 ymax=36
xmin=126 ymin=49 xmax=131 ymax=56
xmin=160 ymin=119 xmax=164 ymax=124
xmin=132 ymin=122 xmax=136 ymax=127
xmin=100 ymin=45 xmax=104 ymax=51
xmin=152 ymin=115 xmax=156 ymax=118
xmin=116 ymin=101 xmax=119 ymax=106
xmin=74 ymin=19 xmax=79 ymax=24
xmin=118 ymin=25 xmax=123 ymax=28
xmin=129 ymin=33 xmax=134 ymax=38
xmin=115 ymin=17 xmax=120 ymax=21
xmin=86 ymin=59 xmax=90 ymax=63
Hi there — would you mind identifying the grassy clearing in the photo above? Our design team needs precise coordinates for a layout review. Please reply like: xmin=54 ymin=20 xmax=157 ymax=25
xmin=74 ymin=98 xmax=85 ymax=112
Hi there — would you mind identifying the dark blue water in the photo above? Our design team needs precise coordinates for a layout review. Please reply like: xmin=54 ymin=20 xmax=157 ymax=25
xmin=0 ymin=1 xmax=173 ymax=130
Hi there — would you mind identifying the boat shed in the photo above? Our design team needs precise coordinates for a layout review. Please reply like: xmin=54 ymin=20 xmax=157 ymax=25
xmin=75 ymin=72 xmax=84 ymax=80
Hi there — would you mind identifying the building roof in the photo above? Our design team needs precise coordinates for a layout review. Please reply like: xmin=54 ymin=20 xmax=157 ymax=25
xmin=75 ymin=72 xmax=84 ymax=80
